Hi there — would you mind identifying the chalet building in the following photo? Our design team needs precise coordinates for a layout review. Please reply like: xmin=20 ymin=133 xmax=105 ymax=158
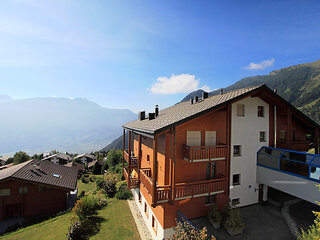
xmin=122 ymin=84 xmax=320 ymax=240
xmin=65 ymin=161 xmax=86 ymax=178
xmin=74 ymin=153 xmax=96 ymax=165
xmin=0 ymin=160 xmax=78 ymax=221
xmin=42 ymin=153 xmax=72 ymax=165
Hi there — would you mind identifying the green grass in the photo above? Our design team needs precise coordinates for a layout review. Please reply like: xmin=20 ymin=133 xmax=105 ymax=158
xmin=1 ymin=175 xmax=140 ymax=240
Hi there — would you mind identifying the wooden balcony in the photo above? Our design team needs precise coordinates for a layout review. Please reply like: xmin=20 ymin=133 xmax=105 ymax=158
xmin=183 ymin=145 xmax=227 ymax=162
xmin=123 ymin=167 xmax=138 ymax=189
xmin=175 ymin=178 xmax=226 ymax=200
xmin=123 ymin=150 xmax=138 ymax=166
xmin=139 ymin=168 xmax=153 ymax=194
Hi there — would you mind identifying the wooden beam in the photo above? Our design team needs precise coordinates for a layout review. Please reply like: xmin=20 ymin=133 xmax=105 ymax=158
xmin=138 ymin=134 xmax=142 ymax=185
xmin=226 ymin=103 xmax=231 ymax=196
xmin=315 ymin=128 xmax=319 ymax=155
xmin=152 ymin=136 xmax=158 ymax=206
xmin=122 ymin=129 xmax=125 ymax=170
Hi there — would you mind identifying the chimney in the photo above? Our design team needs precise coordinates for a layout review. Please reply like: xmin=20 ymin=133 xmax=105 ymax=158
xmin=190 ymin=99 xmax=194 ymax=104
xmin=155 ymin=105 xmax=159 ymax=117
xmin=202 ymin=91 xmax=208 ymax=99
xmin=36 ymin=162 xmax=40 ymax=170
xmin=148 ymin=113 xmax=155 ymax=120
xmin=138 ymin=111 xmax=145 ymax=121
xmin=274 ymin=88 xmax=277 ymax=94
xmin=220 ymin=88 xmax=224 ymax=95
xmin=194 ymin=96 xmax=199 ymax=103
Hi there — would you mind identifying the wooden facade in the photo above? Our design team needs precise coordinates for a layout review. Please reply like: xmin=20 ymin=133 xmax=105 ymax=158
xmin=122 ymin=86 xmax=320 ymax=233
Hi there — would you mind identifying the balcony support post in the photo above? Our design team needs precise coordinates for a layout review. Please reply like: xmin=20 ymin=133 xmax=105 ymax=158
xmin=138 ymin=134 xmax=142 ymax=185
xmin=152 ymin=135 xmax=158 ymax=206
xmin=128 ymin=131 xmax=132 ymax=187
xmin=122 ymin=128 xmax=125 ymax=175
xmin=315 ymin=128 xmax=319 ymax=155
xmin=226 ymin=104 xmax=231 ymax=196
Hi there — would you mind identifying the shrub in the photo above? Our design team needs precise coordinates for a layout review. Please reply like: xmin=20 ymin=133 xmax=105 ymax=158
xmin=92 ymin=162 xmax=102 ymax=174
xmin=115 ymin=187 xmax=133 ymax=200
xmin=72 ymin=194 xmax=105 ymax=221
xmin=102 ymin=178 xmax=117 ymax=198
xmin=66 ymin=220 xmax=85 ymax=240
xmin=171 ymin=220 xmax=216 ymax=240
xmin=81 ymin=177 xmax=89 ymax=183
xmin=223 ymin=207 xmax=245 ymax=231
xmin=96 ymin=178 xmax=104 ymax=190
xmin=207 ymin=205 xmax=222 ymax=223
xmin=78 ymin=191 xmax=85 ymax=199
xmin=90 ymin=176 xmax=96 ymax=182
xmin=116 ymin=180 xmax=127 ymax=191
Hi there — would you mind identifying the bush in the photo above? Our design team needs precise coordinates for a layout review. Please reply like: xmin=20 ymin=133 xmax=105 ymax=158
xmin=115 ymin=187 xmax=133 ymax=200
xmin=102 ymin=161 xmax=109 ymax=172
xmin=72 ymin=194 xmax=106 ymax=221
xmin=223 ymin=207 xmax=245 ymax=231
xmin=208 ymin=205 xmax=222 ymax=223
xmin=92 ymin=162 xmax=102 ymax=174
xmin=171 ymin=220 xmax=216 ymax=240
xmin=102 ymin=178 xmax=117 ymax=198
xmin=90 ymin=176 xmax=96 ymax=182
xmin=96 ymin=178 xmax=104 ymax=190
xmin=116 ymin=180 xmax=127 ymax=191
xmin=81 ymin=177 xmax=89 ymax=183
xmin=78 ymin=191 xmax=85 ymax=199
xmin=66 ymin=220 xmax=85 ymax=240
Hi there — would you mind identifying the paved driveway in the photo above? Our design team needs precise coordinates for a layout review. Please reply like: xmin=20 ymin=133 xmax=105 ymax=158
xmin=191 ymin=204 xmax=293 ymax=240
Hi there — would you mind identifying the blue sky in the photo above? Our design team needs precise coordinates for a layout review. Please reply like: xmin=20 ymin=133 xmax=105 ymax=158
xmin=1 ymin=0 xmax=320 ymax=112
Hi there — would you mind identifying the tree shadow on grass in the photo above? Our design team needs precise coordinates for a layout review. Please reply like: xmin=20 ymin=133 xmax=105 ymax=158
xmin=83 ymin=216 xmax=108 ymax=239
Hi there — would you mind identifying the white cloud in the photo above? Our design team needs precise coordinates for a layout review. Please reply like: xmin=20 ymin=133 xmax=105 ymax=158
xmin=244 ymin=58 xmax=275 ymax=70
xmin=148 ymin=74 xmax=211 ymax=95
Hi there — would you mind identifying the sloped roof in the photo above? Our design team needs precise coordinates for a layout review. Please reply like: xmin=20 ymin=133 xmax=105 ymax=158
xmin=0 ymin=160 xmax=78 ymax=190
xmin=74 ymin=153 xmax=96 ymax=160
xmin=42 ymin=153 xmax=72 ymax=161
xmin=65 ymin=161 xmax=85 ymax=171
xmin=88 ymin=160 xmax=103 ymax=169
xmin=123 ymin=85 xmax=263 ymax=134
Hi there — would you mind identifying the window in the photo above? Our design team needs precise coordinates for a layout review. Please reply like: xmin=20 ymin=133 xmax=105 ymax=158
xmin=186 ymin=131 xmax=201 ymax=147
xmin=233 ymin=174 xmax=240 ymax=186
xmin=233 ymin=145 xmax=241 ymax=157
xmin=19 ymin=186 xmax=28 ymax=195
xmin=152 ymin=215 xmax=158 ymax=234
xmin=147 ymin=154 xmax=150 ymax=163
xmin=205 ymin=131 xmax=216 ymax=146
xmin=144 ymin=202 xmax=149 ymax=218
xmin=232 ymin=198 xmax=240 ymax=206
xmin=258 ymin=106 xmax=264 ymax=117
xmin=260 ymin=131 xmax=266 ymax=142
xmin=0 ymin=189 xmax=10 ymax=197
xmin=279 ymin=130 xmax=286 ymax=142
xmin=237 ymin=104 xmax=245 ymax=116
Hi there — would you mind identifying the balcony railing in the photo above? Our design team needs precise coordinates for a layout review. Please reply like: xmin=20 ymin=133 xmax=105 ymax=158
xmin=123 ymin=167 xmax=138 ymax=188
xmin=140 ymin=168 xmax=153 ymax=194
xmin=156 ymin=186 xmax=171 ymax=203
xmin=175 ymin=178 xmax=226 ymax=200
xmin=123 ymin=150 xmax=138 ymax=166
xmin=184 ymin=145 xmax=227 ymax=162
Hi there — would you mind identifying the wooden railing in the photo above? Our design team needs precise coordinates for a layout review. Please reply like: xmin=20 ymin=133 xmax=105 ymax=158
xmin=123 ymin=150 xmax=129 ymax=163
xmin=184 ymin=145 xmax=227 ymax=162
xmin=123 ymin=150 xmax=138 ymax=166
xmin=175 ymin=178 xmax=226 ymax=200
xmin=140 ymin=168 xmax=153 ymax=194
xmin=156 ymin=186 xmax=171 ymax=203
xmin=123 ymin=167 xmax=138 ymax=188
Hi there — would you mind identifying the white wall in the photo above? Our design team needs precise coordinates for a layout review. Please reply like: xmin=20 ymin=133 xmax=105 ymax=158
xmin=257 ymin=166 xmax=320 ymax=205
xmin=132 ymin=188 xmax=170 ymax=240
xmin=230 ymin=97 xmax=269 ymax=206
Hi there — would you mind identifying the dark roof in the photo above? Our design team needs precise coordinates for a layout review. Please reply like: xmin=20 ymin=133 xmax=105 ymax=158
xmin=65 ymin=162 xmax=85 ymax=171
xmin=0 ymin=160 xmax=78 ymax=190
xmin=123 ymin=85 xmax=262 ymax=134
xmin=74 ymin=153 xmax=96 ymax=160
xmin=123 ymin=84 xmax=320 ymax=135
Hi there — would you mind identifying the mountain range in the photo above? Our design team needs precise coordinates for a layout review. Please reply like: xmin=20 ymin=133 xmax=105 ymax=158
xmin=103 ymin=59 xmax=320 ymax=151
xmin=0 ymin=96 xmax=136 ymax=155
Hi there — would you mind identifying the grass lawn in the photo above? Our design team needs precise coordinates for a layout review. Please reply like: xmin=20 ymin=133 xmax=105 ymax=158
xmin=1 ymin=175 xmax=140 ymax=240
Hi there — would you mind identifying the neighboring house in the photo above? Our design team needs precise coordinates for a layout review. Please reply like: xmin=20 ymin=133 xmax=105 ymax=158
xmin=65 ymin=162 xmax=85 ymax=178
xmin=42 ymin=153 xmax=72 ymax=165
xmin=87 ymin=160 xmax=103 ymax=170
xmin=0 ymin=164 xmax=13 ymax=171
xmin=74 ymin=153 xmax=96 ymax=165
xmin=0 ymin=159 xmax=78 ymax=221
xmin=122 ymin=84 xmax=320 ymax=240
xmin=0 ymin=158 xmax=5 ymax=166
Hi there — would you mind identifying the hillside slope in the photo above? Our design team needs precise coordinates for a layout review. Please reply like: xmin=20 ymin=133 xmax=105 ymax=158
xmin=0 ymin=97 xmax=136 ymax=154
xmin=182 ymin=60 xmax=320 ymax=123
